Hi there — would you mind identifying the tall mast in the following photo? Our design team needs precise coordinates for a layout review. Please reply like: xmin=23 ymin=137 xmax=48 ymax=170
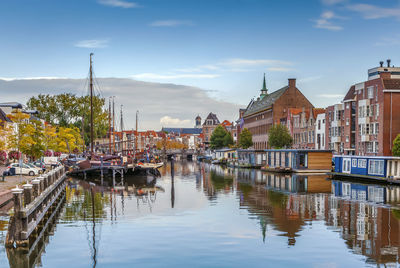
xmin=108 ymin=97 xmax=111 ymax=154
xmin=89 ymin=53 xmax=94 ymax=154
xmin=120 ymin=105 xmax=124 ymax=153
xmin=135 ymin=110 xmax=138 ymax=157
xmin=112 ymin=97 xmax=115 ymax=153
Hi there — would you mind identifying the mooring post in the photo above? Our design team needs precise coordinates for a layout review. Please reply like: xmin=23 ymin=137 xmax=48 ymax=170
xmin=23 ymin=183 xmax=33 ymax=206
xmin=112 ymin=170 xmax=115 ymax=188
xmin=32 ymin=179 xmax=40 ymax=198
xmin=100 ymin=156 xmax=104 ymax=183
xmin=11 ymin=187 xmax=23 ymax=241
xmin=37 ymin=176 xmax=44 ymax=193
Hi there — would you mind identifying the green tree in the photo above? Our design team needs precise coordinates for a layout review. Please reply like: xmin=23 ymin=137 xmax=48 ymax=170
xmin=20 ymin=119 xmax=45 ymax=160
xmin=268 ymin=124 xmax=293 ymax=149
xmin=223 ymin=132 xmax=234 ymax=147
xmin=238 ymin=128 xmax=253 ymax=149
xmin=393 ymin=134 xmax=400 ymax=156
xmin=210 ymin=125 xmax=228 ymax=149
xmin=27 ymin=93 xmax=108 ymax=146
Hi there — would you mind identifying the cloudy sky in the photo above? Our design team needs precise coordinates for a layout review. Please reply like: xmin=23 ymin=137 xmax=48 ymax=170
xmin=1 ymin=0 xmax=399 ymax=130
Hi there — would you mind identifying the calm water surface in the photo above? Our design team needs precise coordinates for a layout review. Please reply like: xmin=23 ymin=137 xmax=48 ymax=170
xmin=1 ymin=161 xmax=400 ymax=267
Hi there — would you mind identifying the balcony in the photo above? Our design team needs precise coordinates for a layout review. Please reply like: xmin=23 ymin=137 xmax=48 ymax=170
xmin=361 ymin=135 xmax=369 ymax=142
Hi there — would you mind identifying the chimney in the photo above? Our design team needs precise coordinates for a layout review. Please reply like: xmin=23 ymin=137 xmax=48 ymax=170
xmin=380 ymin=61 xmax=384 ymax=67
xmin=288 ymin=78 xmax=296 ymax=88
xmin=387 ymin=59 xmax=391 ymax=67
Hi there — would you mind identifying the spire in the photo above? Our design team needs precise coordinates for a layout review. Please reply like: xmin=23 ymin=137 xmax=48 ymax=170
xmin=260 ymin=73 xmax=268 ymax=99
xmin=262 ymin=73 xmax=266 ymax=90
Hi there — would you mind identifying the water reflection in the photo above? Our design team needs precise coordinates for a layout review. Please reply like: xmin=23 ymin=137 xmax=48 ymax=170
xmin=3 ymin=162 xmax=400 ymax=267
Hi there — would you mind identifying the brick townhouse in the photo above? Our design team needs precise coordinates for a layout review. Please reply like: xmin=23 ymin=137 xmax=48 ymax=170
xmin=242 ymin=74 xmax=314 ymax=149
xmin=326 ymin=60 xmax=400 ymax=156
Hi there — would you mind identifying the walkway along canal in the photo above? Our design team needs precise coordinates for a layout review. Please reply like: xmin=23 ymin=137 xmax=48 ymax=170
xmin=1 ymin=162 xmax=400 ymax=267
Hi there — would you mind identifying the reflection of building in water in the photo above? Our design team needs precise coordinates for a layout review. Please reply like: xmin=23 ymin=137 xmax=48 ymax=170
xmin=207 ymin=164 xmax=400 ymax=265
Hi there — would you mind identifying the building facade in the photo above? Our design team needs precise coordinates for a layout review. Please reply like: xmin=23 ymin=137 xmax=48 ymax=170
xmin=242 ymin=76 xmax=314 ymax=150
xmin=326 ymin=60 xmax=400 ymax=156
xmin=202 ymin=112 xmax=220 ymax=148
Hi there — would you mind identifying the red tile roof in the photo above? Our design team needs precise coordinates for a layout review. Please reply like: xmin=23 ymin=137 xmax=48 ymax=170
xmin=383 ymin=79 xmax=400 ymax=89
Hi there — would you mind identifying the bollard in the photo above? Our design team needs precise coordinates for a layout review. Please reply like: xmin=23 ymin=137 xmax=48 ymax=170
xmin=32 ymin=179 xmax=40 ymax=198
xmin=12 ymin=187 xmax=23 ymax=213
xmin=11 ymin=187 xmax=24 ymax=242
xmin=22 ymin=184 xmax=33 ymax=206
xmin=37 ymin=176 xmax=45 ymax=193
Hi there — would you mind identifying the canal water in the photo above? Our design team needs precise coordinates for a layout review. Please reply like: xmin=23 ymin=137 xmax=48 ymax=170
xmin=1 ymin=161 xmax=400 ymax=267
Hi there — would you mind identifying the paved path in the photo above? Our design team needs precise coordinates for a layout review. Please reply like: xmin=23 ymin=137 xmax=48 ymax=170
xmin=0 ymin=166 xmax=37 ymax=213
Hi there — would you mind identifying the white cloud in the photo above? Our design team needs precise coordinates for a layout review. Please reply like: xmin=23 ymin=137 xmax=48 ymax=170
xmin=132 ymin=73 xmax=220 ymax=80
xmin=321 ymin=0 xmax=346 ymax=5
xmin=74 ymin=39 xmax=109 ymax=48
xmin=347 ymin=4 xmax=400 ymax=20
xmin=319 ymin=94 xmax=344 ymax=98
xmin=267 ymin=67 xmax=292 ymax=72
xmin=313 ymin=11 xmax=343 ymax=31
xmin=0 ymin=76 xmax=66 ymax=81
xmin=0 ymin=78 xmax=240 ymax=130
xmin=150 ymin=20 xmax=193 ymax=27
xmin=160 ymin=116 xmax=191 ymax=127
xmin=98 ymin=0 xmax=138 ymax=8
xmin=219 ymin=58 xmax=292 ymax=68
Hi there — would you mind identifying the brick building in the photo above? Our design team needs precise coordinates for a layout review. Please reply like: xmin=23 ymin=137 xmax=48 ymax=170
xmin=242 ymin=75 xmax=314 ymax=149
xmin=326 ymin=60 xmax=400 ymax=156
xmin=287 ymin=108 xmax=325 ymax=149
xmin=202 ymin=112 xmax=220 ymax=149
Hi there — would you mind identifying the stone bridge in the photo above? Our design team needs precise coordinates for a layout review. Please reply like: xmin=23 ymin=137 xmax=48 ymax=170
xmin=155 ymin=149 xmax=201 ymax=160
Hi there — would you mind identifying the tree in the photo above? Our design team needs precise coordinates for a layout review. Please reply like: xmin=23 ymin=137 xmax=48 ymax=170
xmin=56 ymin=127 xmax=84 ymax=153
xmin=393 ymin=134 xmax=400 ymax=156
xmin=210 ymin=125 xmax=229 ymax=149
xmin=268 ymin=124 xmax=293 ymax=149
xmin=238 ymin=128 xmax=253 ymax=149
xmin=27 ymin=93 xmax=108 ymax=146
xmin=19 ymin=119 xmax=45 ymax=160
xmin=7 ymin=110 xmax=31 ymax=156
xmin=223 ymin=132 xmax=234 ymax=147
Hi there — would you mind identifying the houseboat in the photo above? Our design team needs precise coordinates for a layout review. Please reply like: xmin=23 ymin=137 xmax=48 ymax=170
xmin=235 ymin=149 xmax=265 ymax=168
xmin=261 ymin=149 xmax=333 ymax=173
xmin=213 ymin=148 xmax=237 ymax=165
xmin=332 ymin=155 xmax=400 ymax=183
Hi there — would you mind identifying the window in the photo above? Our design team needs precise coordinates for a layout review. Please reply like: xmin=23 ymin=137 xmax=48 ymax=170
xmin=346 ymin=118 xmax=349 ymax=126
xmin=346 ymin=104 xmax=350 ymax=110
xmin=358 ymin=159 xmax=367 ymax=168
xmin=376 ymin=104 xmax=379 ymax=118
xmin=375 ymin=123 xmax=379 ymax=134
xmin=375 ymin=142 xmax=379 ymax=153
xmin=343 ymin=158 xmax=351 ymax=173
xmin=346 ymin=136 xmax=349 ymax=143
xmin=368 ymin=86 xmax=374 ymax=99
xmin=367 ymin=142 xmax=373 ymax=153
xmin=352 ymin=159 xmax=357 ymax=167
xmin=368 ymin=160 xmax=384 ymax=176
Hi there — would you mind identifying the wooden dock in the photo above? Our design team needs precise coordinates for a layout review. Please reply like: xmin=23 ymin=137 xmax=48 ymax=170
xmin=5 ymin=166 xmax=67 ymax=248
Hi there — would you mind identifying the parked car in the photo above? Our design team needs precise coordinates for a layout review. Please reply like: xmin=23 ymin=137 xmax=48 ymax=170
xmin=31 ymin=161 xmax=46 ymax=173
xmin=26 ymin=163 xmax=43 ymax=174
xmin=6 ymin=163 xmax=39 ymax=176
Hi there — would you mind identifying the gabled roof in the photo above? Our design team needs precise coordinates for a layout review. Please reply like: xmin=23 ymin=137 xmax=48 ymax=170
xmin=220 ymin=120 xmax=232 ymax=127
xmin=0 ymin=108 xmax=12 ymax=123
xmin=243 ymin=86 xmax=288 ymax=117
xmin=162 ymin=127 xmax=202 ymax=135
xmin=312 ymin=108 xmax=326 ymax=118
xmin=202 ymin=112 xmax=220 ymax=126
xmin=343 ymin=85 xmax=355 ymax=102
xmin=0 ymin=102 xmax=23 ymax=109
xmin=383 ymin=79 xmax=400 ymax=89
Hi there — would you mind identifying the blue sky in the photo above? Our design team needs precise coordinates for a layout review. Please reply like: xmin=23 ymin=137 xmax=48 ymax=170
xmin=1 ymin=0 xmax=400 ymax=128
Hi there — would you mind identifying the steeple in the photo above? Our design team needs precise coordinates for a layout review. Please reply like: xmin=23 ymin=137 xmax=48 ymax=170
xmin=260 ymin=73 xmax=268 ymax=99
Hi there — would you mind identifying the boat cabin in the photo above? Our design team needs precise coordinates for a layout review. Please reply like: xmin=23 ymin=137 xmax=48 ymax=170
xmin=263 ymin=149 xmax=332 ymax=173
xmin=333 ymin=155 xmax=400 ymax=181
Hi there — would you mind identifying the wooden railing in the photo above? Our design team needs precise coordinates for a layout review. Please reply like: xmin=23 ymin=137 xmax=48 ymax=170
xmin=6 ymin=165 xmax=67 ymax=248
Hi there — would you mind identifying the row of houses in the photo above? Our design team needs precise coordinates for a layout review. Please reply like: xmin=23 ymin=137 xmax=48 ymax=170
xmin=94 ymin=112 xmax=238 ymax=154
xmin=239 ymin=60 xmax=400 ymax=156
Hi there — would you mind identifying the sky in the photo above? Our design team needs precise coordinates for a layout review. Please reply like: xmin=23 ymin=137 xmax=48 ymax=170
xmin=1 ymin=0 xmax=400 ymax=130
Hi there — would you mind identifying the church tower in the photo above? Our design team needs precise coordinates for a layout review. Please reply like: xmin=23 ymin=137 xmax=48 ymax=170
xmin=195 ymin=115 xmax=202 ymax=128
xmin=260 ymin=73 xmax=268 ymax=100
